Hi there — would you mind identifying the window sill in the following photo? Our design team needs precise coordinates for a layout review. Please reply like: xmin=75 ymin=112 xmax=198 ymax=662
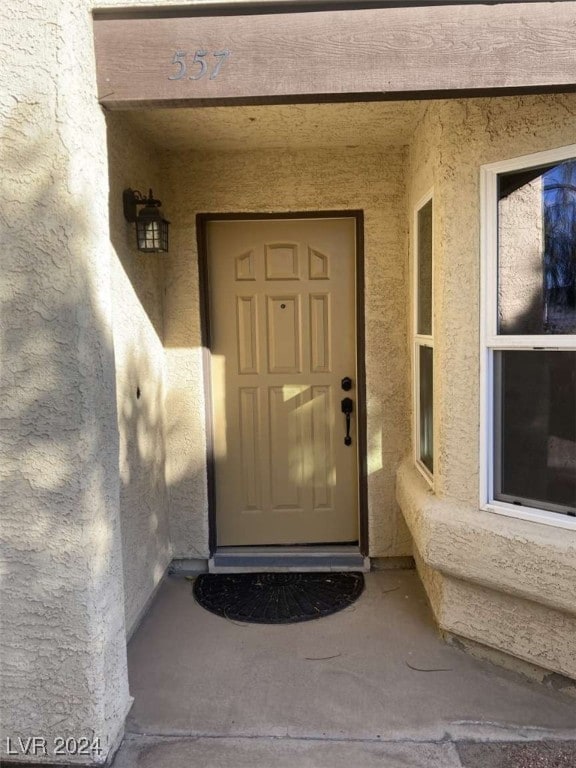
xmin=483 ymin=501 xmax=576 ymax=531
xmin=414 ymin=458 xmax=434 ymax=489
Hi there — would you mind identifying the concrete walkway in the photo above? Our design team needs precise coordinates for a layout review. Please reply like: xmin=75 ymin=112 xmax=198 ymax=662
xmin=113 ymin=571 xmax=576 ymax=767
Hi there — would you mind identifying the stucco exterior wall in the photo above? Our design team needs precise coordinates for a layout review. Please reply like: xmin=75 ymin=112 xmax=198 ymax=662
xmin=2 ymin=0 xmax=576 ymax=758
xmin=163 ymin=148 xmax=413 ymax=559
xmin=0 ymin=0 xmax=133 ymax=762
xmin=408 ymin=93 xmax=576 ymax=504
xmin=106 ymin=114 xmax=172 ymax=637
xmin=402 ymin=94 xmax=576 ymax=679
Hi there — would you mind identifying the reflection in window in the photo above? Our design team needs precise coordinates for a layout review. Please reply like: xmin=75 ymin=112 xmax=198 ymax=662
xmin=498 ymin=160 xmax=576 ymax=335
xmin=417 ymin=200 xmax=433 ymax=336
xmin=414 ymin=194 xmax=434 ymax=480
xmin=419 ymin=345 xmax=434 ymax=474
xmin=494 ymin=351 xmax=576 ymax=514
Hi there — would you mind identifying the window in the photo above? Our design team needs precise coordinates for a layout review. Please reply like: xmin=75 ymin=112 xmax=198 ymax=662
xmin=481 ymin=146 xmax=576 ymax=527
xmin=414 ymin=192 xmax=434 ymax=482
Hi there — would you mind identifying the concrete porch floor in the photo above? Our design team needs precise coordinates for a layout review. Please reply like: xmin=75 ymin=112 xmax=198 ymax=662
xmin=113 ymin=571 xmax=576 ymax=767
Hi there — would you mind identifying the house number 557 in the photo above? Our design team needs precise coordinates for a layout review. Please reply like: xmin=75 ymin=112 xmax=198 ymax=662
xmin=168 ymin=50 xmax=231 ymax=81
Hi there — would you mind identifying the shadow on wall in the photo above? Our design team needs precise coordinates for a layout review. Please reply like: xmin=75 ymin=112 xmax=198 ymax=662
xmin=105 ymin=130 xmax=173 ymax=629
xmin=0 ymin=123 xmax=128 ymax=741
xmin=115 ymin=343 xmax=173 ymax=633
xmin=105 ymin=114 xmax=165 ymax=342
xmin=105 ymin=113 xmax=209 ymax=606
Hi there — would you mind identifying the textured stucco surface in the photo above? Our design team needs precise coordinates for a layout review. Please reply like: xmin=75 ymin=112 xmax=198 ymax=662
xmin=162 ymin=148 xmax=413 ymax=558
xmin=401 ymin=93 xmax=576 ymax=679
xmin=408 ymin=93 xmax=576 ymax=504
xmin=399 ymin=458 xmax=576 ymax=679
xmin=2 ymin=0 xmax=576 ymax=757
xmin=0 ymin=0 xmax=133 ymax=761
xmin=398 ymin=460 xmax=576 ymax=618
xmin=121 ymin=102 xmax=424 ymax=153
xmin=106 ymin=114 xmax=172 ymax=637
xmin=441 ymin=576 xmax=576 ymax=681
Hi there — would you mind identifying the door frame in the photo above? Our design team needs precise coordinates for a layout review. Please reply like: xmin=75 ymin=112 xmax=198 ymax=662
xmin=196 ymin=210 xmax=368 ymax=556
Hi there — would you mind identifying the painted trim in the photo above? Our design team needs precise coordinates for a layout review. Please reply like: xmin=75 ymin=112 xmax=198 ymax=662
xmin=196 ymin=211 xmax=369 ymax=556
xmin=355 ymin=212 xmax=369 ymax=555
xmin=481 ymin=143 xmax=576 ymax=177
xmin=412 ymin=189 xmax=434 ymax=487
xmin=479 ymin=144 xmax=576 ymax=528
xmin=196 ymin=219 xmax=218 ymax=555
xmin=94 ymin=4 xmax=576 ymax=110
xmin=94 ymin=1 xmax=576 ymax=22
xmin=210 ymin=545 xmax=368 ymax=572
xmin=483 ymin=501 xmax=576 ymax=531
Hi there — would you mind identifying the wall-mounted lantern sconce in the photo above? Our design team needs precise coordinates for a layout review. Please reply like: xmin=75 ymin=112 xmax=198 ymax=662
xmin=123 ymin=188 xmax=170 ymax=253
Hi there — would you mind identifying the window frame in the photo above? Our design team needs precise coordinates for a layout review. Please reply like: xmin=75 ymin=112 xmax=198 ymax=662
xmin=480 ymin=144 xmax=576 ymax=530
xmin=413 ymin=189 xmax=435 ymax=486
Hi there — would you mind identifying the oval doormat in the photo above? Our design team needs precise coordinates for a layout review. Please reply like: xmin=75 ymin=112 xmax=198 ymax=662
xmin=193 ymin=572 xmax=364 ymax=624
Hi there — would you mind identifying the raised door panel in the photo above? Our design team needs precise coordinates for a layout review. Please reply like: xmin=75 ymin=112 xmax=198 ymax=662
xmin=236 ymin=296 xmax=259 ymax=374
xmin=238 ymin=387 xmax=262 ymax=512
xmin=265 ymin=243 xmax=300 ymax=280
xmin=267 ymin=295 xmax=302 ymax=374
xmin=310 ymin=385 xmax=334 ymax=511
xmin=309 ymin=247 xmax=330 ymax=280
xmin=235 ymin=250 xmax=256 ymax=281
xmin=268 ymin=385 xmax=305 ymax=511
xmin=310 ymin=293 xmax=331 ymax=373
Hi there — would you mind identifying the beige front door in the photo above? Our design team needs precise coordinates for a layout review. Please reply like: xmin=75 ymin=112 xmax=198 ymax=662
xmin=206 ymin=217 xmax=359 ymax=546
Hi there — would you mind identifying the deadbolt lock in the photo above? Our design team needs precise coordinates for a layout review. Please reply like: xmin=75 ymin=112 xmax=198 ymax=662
xmin=341 ymin=376 xmax=353 ymax=391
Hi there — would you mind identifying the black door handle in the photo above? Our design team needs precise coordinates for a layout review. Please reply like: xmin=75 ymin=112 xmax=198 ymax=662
xmin=341 ymin=397 xmax=353 ymax=446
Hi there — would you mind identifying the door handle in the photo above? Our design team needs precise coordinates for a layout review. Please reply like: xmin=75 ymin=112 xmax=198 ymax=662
xmin=341 ymin=397 xmax=353 ymax=446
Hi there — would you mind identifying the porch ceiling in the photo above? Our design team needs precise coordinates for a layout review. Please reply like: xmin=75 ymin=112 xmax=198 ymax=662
xmin=121 ymin=101 xmax=426 ymax=153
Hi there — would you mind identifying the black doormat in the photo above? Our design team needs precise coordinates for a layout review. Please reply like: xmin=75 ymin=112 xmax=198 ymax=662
xmin=193 ymin=572 xmax=364 ymax=624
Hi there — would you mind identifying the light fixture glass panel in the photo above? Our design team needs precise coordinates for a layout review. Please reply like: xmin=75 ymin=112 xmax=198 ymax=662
xmin=136 ymin=219 xmax=168 ymax=253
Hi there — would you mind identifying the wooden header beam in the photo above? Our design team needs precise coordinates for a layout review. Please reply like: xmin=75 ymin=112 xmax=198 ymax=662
xmin=94 ymin=2 xmax=576 ymax=109
xmin=94 ymin=0 xmax=573 ymax=19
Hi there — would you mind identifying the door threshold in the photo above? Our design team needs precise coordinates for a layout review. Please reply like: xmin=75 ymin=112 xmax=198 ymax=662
xmin=209 ymin=546 xmax=369 ymax=573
